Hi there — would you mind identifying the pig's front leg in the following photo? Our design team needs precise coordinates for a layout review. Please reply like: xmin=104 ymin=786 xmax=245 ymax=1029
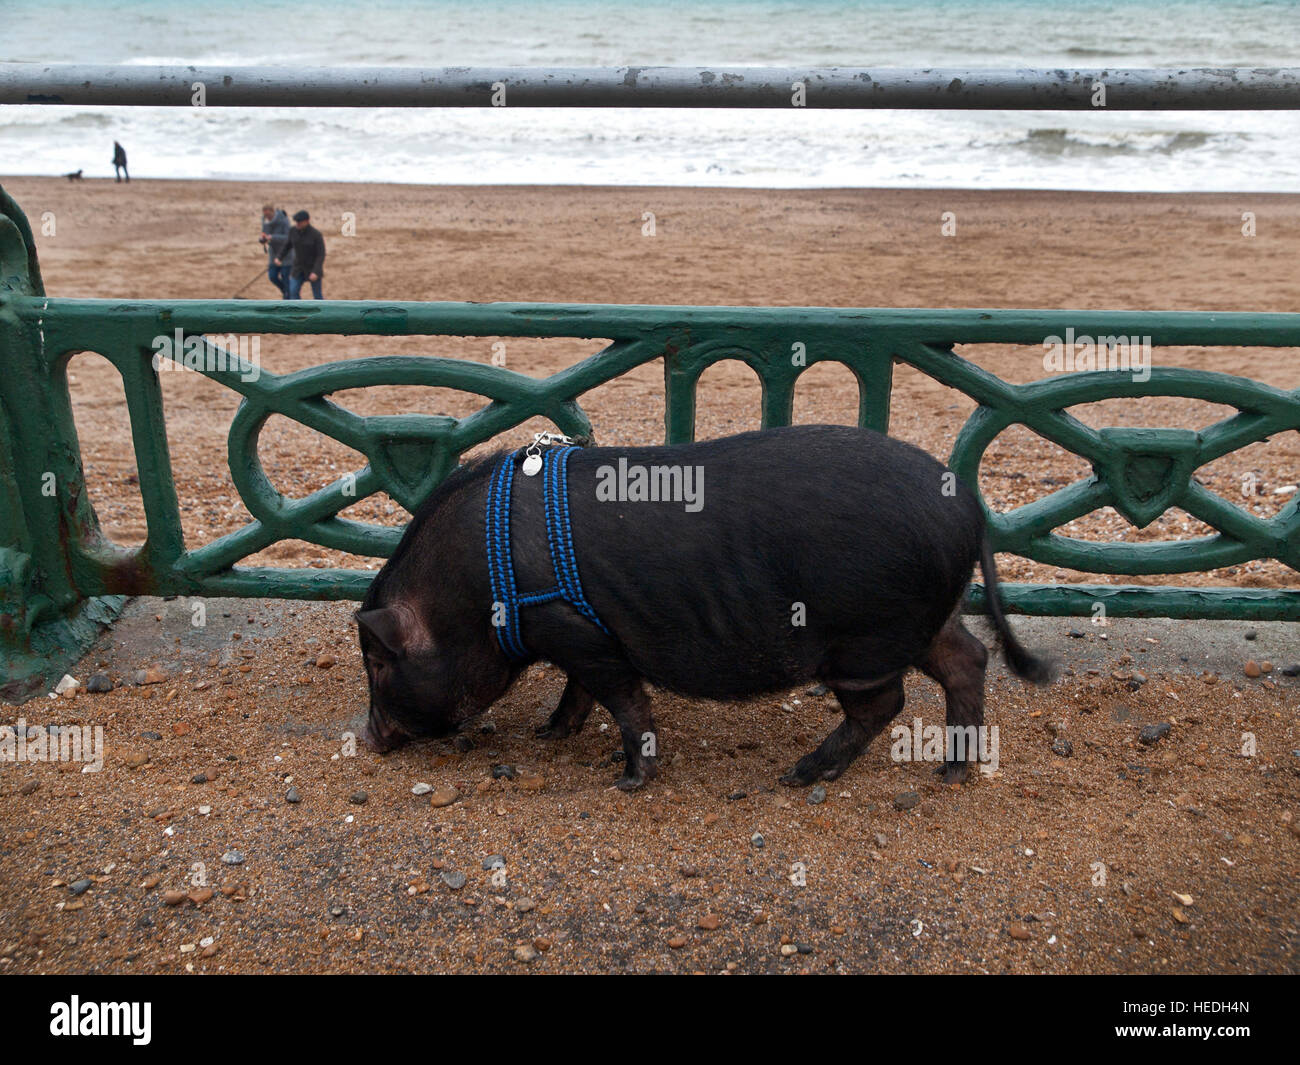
xmin=574 ymin=670 xmax=659 ymax=791
xmin=535 ymin=677 xmax=595 ymax=739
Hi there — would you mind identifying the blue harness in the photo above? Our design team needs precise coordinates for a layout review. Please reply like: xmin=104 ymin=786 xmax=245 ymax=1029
xmin=485 ymin=445 xmax=609 ymax=661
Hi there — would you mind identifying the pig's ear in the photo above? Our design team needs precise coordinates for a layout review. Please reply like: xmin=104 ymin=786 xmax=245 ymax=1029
xmin=355 ymin=605 xmax=421 ymax=658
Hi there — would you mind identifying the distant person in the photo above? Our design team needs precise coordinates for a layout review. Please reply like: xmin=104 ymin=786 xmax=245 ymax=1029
xmin=259 ymin=204 xmax=293 ymax=296
xmin=274 ymin=210 xmax=325 ymax=300
xmin=112 ymin=141 xmax=129 ymax=183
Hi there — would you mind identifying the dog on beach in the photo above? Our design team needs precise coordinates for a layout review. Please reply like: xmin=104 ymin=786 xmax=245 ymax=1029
xmin=64 ymin=170 xmax=83 ymax=181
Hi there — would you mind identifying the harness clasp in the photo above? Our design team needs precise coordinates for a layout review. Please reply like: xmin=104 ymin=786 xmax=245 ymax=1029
xmin=522 ymin=431 xmax=576 ymax=476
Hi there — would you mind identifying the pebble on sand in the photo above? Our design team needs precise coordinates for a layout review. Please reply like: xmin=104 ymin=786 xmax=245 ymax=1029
xmin=411 ymin=782 xmax=433 ymax=795
xmin=349 ymin=791 xmax=369 ymax=805
xmin=441 ymin=870 xmax=467 ymax=890
xmin=86 ymin=672 xmax=113 ymax=693
xmin=893 ymin=791 xmax=921 ymax=811
xmin=1138 ymin=722 xmax=1172 ymax=746
xmin=430 ymin=786 xmax=460 ymax=808
xmin=221 ymin=850 xmax=246 ymax=865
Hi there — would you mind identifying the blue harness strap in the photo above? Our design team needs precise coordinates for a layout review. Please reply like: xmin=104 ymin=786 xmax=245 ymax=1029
xmin=485 ymin=445 xmax=609 ymax=661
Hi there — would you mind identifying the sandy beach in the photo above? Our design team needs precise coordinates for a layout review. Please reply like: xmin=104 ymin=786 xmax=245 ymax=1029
xmin=4 ymin=176 xmax=1299 ymax=587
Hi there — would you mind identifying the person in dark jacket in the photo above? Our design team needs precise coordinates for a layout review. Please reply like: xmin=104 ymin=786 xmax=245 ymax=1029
xmin=259 ymin=205 xmax=293 ymax=296
xmin=274 ymin=210 xmax=325 ymax=299
xmin=112 ymin=141 xmax=129 ymax=183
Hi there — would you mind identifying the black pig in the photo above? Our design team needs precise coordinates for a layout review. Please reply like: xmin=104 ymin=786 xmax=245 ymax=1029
xmin=356 ymin=424 xmax=1054 ymax=790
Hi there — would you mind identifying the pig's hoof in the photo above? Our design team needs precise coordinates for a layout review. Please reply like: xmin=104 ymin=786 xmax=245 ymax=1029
xmin=781 ymin=759 xmax=845 ymax=786
xmin=535 ymin=723 xmax=570 ymax=740
xmin=937 ymin=761 xmax=970 ymax=785
xmin=614 ymin=758 xmax=657 ymax=791
xmin=779 ymin=760 xmax=820 ymax=787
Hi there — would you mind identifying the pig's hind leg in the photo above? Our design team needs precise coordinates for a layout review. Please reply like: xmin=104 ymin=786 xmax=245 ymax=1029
xmin=779 ymin=675 xmax=905 ymax=786
xmin=918 ymin=615 xmax=989 ymax=785
xmin=536 ymin=677 xmax=596 ymax=739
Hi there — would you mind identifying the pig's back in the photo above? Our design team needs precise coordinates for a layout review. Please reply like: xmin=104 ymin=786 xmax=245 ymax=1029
xmin=563 ymin=425 xmax=984 ymax=697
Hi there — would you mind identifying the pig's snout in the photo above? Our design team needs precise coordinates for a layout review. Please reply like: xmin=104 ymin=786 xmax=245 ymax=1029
xmin=363 ymin=712 xmax=407 ymax=754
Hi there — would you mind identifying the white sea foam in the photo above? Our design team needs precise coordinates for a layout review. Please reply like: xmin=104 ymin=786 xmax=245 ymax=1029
xmin=2 ymin=0 xmax=1297 ymax=190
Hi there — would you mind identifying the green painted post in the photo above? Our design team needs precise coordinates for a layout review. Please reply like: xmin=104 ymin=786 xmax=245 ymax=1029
xmin=0 ymin=186 xmax=125 ymax=698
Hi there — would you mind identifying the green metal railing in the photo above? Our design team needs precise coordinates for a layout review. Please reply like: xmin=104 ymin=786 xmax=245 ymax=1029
xmin=2 ymin=185 xmax=1298 ymax=694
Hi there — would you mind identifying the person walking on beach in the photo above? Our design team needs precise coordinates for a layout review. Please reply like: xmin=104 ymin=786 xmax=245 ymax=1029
xmin=112 ymin=141 xmax=129 ymax=183
xmin=274 ymin=210 xmax=325 ymax=299
xmin=259 ymin=204 xmax=293 ymax=297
